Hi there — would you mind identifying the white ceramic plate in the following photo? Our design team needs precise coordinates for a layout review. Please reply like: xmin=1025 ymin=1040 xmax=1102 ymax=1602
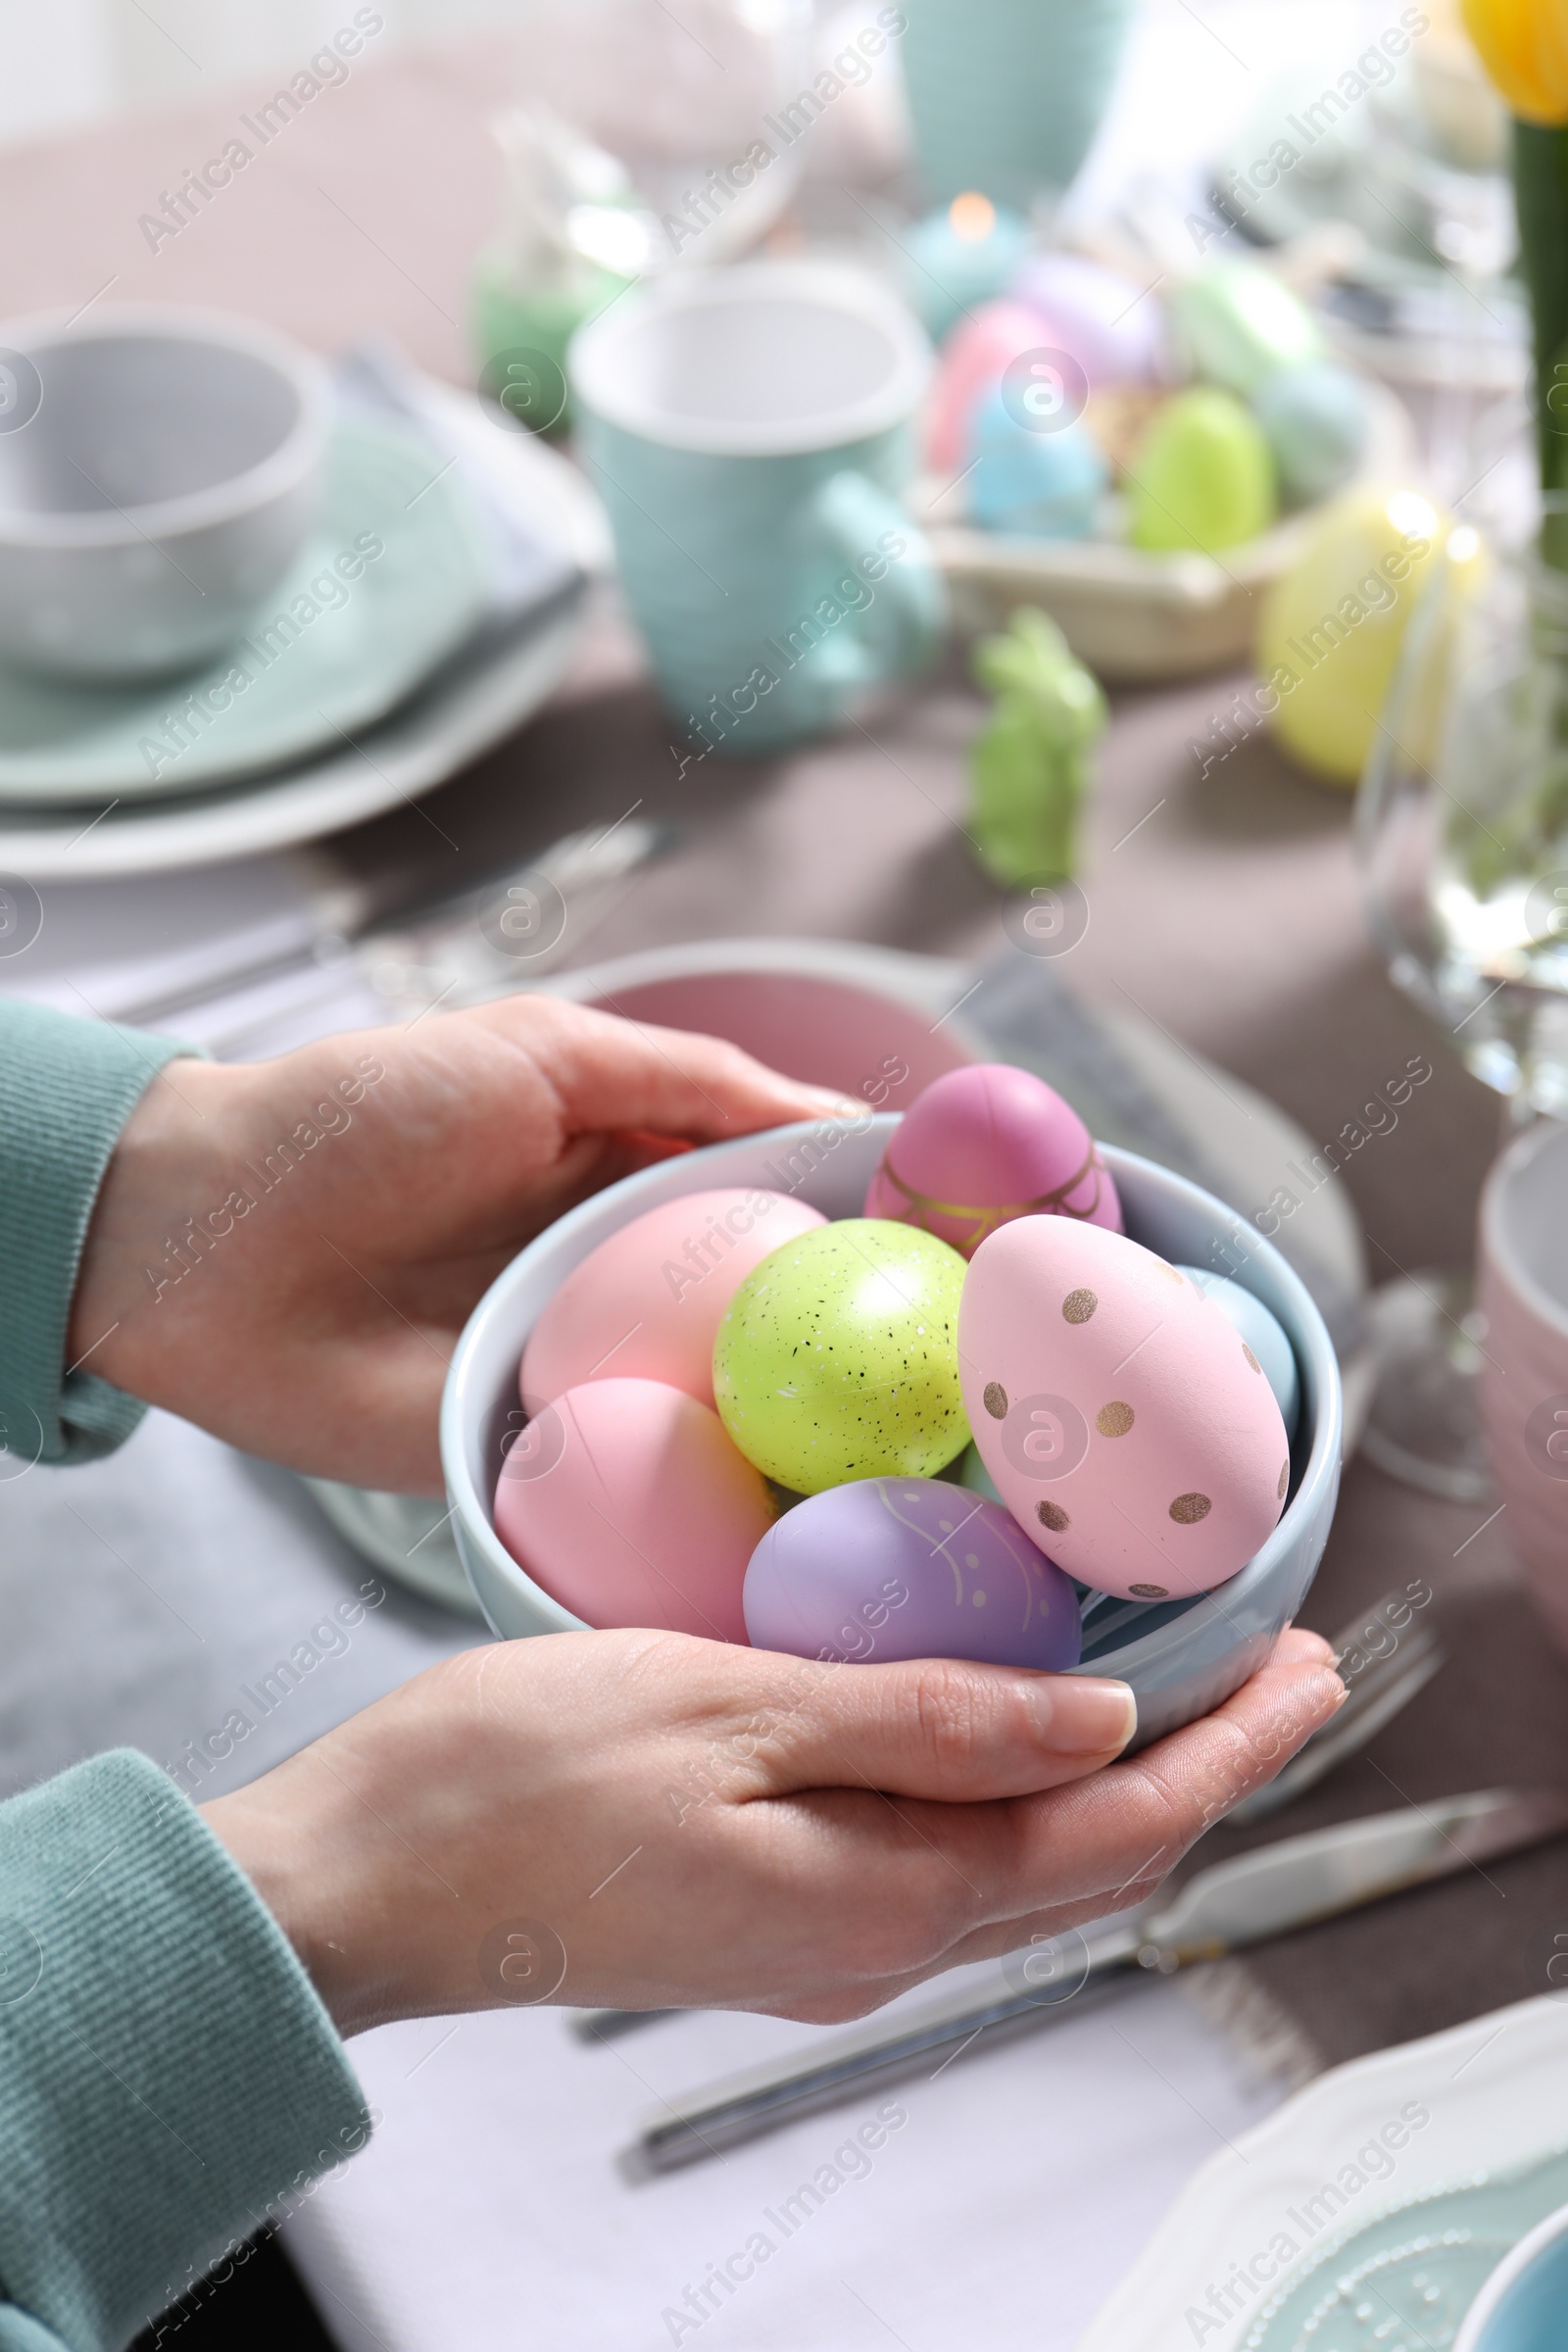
xmin=0 ymin=392 xmax=607 ymax=877
xmin=1079 ymin=1993 xmax=1568 ymax=2352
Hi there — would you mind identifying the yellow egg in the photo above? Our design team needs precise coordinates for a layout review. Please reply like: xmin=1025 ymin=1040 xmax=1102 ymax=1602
xmin=1255 ymin=487 xmax=1473 ymax=786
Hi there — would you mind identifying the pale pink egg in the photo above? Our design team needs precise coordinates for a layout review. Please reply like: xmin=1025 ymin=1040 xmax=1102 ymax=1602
xmin=958 ymin=1219 xmax=1289 ymax=1600
xmin=927 ymin=300 xmax=1053 ymax=474
xmin=520 ymin=1188 xmax=826 ymax=1409
xmin=492 ymin=1377 xmax=770 ymax=1641
xmin=863 ymin=1064 xmax=1121 ymax=1257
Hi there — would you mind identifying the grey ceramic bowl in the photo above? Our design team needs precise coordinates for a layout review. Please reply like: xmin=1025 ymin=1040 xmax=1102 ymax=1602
xmin=440 ymin=1118 xmax=1342 ymax=1748
xmin=0 ymin=306 xmax=327 ymax=679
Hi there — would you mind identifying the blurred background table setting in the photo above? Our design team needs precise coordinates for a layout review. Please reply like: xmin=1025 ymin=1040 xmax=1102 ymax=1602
xmin=7 ymin=0 xmax=1568 ymax=2345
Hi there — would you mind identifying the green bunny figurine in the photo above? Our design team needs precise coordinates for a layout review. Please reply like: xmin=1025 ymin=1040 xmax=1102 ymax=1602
xmin=968 ymin=607 xmax=1106 ymax=885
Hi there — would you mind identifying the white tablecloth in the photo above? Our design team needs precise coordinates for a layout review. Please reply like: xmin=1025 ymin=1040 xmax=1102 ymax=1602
xmin=286 ymin=1981 xmax=1282 ymax=2352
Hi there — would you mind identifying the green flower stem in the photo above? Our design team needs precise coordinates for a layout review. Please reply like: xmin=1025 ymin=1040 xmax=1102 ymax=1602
xmin=1514 ymin=119 xmax=1568 ymax=564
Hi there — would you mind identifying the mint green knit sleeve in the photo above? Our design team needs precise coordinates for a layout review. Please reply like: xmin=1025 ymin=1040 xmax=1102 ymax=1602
xmin=0 ymin=1750 xmax=369 ymax=2352
xmin=0 ymin=1000 xmax=192 ymax=1467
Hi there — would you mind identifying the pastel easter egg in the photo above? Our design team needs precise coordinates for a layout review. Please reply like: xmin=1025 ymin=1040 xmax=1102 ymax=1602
xmin=966 ymin=389 xmax=1105 ymax=539
xmin=744 ymin=1476 xmax=1081 ymax=1670
xmin=1176 ymin=1267 xmax=1300 ymax=1440
xmin=1252 ymin=363 xmax=1370 ymax=509
xmin=959 ymin=1220 xmax=1289 ymax=1600
xmin=1009 ymin=250 xmax=1169 ymax=388
xmin=1127 ymin=389 xmax=1276 ymax=555
xmin=863 ymin=1063 xmax=1122 ymax=1257
xmin=1171 ymin=261 xmax=1325 ymax=400
xmin=1255 ymin=486 xmax=1462 ymax=786
xmin=712 ymin=1220 xmax=968 ymax=1493
xmin=521 ymin=1188 xmax=827 ymax=1409
xmin=927 ymin=299 xmax=1052 ymax=475
xmin=492 ymin=1377 xmax=770 ymax=1641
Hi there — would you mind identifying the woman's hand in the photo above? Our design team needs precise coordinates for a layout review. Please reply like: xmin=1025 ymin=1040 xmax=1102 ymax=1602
xmin=202 ymin=1626 xmax=1343 ymax=2034
xmin=69 ymin=998 xmax=851 ymax=1493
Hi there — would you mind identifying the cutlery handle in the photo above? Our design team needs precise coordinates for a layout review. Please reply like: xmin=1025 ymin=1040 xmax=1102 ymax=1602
xmin=637 ymin=1926 xmax=1143 ymax=2173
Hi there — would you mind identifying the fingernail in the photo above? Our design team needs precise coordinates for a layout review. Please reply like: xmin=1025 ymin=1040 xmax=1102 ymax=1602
xmin=1032 ymin=1677 xmax=1138 ymax=1754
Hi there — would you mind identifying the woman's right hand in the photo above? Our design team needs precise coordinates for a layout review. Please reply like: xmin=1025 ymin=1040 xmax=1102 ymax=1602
xmin=201 ymin=1626 xmax=1342 ymax=2035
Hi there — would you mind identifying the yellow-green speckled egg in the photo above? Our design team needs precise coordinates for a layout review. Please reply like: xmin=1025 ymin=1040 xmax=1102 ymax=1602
xmin=711 ymin=1219 xmax=970 ymax=1494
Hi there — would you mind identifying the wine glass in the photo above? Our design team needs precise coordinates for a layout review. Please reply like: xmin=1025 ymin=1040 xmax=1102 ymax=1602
xmin=1356 ymin=498 xmax=1568 ymax=1496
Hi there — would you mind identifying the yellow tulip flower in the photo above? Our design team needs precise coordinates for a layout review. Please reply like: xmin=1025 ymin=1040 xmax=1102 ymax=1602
xmin=1460 ymin=0 xmax=1568 ymax=122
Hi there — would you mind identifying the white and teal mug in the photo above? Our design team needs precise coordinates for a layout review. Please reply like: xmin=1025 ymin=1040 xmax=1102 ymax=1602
xmin=568 ymin=261 xmax=945 ymax=755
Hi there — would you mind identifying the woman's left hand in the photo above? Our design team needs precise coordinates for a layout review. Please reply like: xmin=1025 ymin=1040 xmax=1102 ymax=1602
xmin=70 ymin=998 xmax=850 ymax=1492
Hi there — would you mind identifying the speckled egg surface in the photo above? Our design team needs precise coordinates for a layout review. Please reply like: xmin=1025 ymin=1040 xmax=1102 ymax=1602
xmin=520 ymin=1188 xmax=826 ymax=1409
xmin=959 ymin=1219 xmax=1289 ymax=1599
xmin=492 ymin=1376 xmax=770 ymax=1641
xmin=712 ymin=1219 xmax=970 ymax=1494
xmin=744 ymin=1476 xmax=1081 ymax=1669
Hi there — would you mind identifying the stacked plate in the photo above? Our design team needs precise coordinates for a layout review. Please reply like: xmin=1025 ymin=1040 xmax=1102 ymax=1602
xmin=0 ymin=347 xmax=608 ymax=877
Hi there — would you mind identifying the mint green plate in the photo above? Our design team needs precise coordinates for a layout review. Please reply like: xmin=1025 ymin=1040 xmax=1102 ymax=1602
xmin=1244 ymin=2148 xmax=1568 ymax=2350
xmin=0 ymin=415 xmax=492 ymax=803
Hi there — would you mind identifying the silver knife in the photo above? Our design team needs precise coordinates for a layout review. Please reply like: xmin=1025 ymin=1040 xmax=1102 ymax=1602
xmin=633 ymin=1787 xmax=1568 ymax=2172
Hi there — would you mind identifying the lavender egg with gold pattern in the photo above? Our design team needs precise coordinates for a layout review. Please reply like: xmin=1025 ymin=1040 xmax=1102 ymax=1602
xmin=743 ymin=1475 xmax=1081 ymax=1669
xmin=959 ymin=1219 xmax=1288 ymax=1601
xmin=863 ymin=1064 xmax=1121 ymax=1259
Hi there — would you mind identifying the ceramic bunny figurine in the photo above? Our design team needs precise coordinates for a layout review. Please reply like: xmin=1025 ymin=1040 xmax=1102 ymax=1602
xmin=968 ymin=606 xmax=1106 ymax=885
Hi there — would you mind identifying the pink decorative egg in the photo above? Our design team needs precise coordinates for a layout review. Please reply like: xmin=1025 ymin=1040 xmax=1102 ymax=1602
xmin=520 ymin=1188 xmax=826 ymax=1409
xmin=492 ymin=1377 xmax=770 ymax=1641
xmin=863 ymin=1064 xmax=1121 ymax=1257
xmin=1009 ymin=252 xmax=1170 ymax=390
xmin=958 ymin=1220 xmax=1289 ymax=1600
xmin=927 ymin=299 xmax=1054 ymax=474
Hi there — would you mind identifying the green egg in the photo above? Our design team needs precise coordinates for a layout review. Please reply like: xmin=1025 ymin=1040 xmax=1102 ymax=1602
xmin=711 ymin=1219 xmax=970 ymax=1494
xmin=1171 ymin=261 xmax=1325 ymax=401
xmin=1127 ymin=387 xmax=1276 ymax=555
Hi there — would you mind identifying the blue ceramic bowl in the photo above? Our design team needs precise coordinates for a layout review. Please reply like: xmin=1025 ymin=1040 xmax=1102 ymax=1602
xmin=1456 ymin=2203 xmax=1568 ymax=2352
xmin=439 ymin=1117 xmax=1341 ymax=1747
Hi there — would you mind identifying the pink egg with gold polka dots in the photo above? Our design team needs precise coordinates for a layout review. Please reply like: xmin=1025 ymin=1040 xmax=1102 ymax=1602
xmin=958 ymin=1218 xmax=1288 ymax=1600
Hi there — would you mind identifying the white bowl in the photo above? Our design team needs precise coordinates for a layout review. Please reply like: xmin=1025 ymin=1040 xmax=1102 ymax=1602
xmin=0 ymin=305 xmax=327 ymax=679
xmin=440 ymin=1117 xmax=1342 ymax=1748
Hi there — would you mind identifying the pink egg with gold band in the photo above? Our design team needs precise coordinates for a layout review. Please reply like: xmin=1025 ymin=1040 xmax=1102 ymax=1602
xmin=959 ymin=1218 xmax=1288 ymax=1600
xmin=863 ymin=1063 xmax=1121 ymax=1257
xmin=520 ymin=1187 xmax=826 ymax=1409
xmin=492 ymin=1377 xmax=769 ymax=1642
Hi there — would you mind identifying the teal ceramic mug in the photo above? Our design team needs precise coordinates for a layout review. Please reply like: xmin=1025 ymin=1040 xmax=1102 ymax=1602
xmin=567 ymin=260 xmax=945 ymax=754
xmin=901 ymin=0 xmax=1136 ymax=213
